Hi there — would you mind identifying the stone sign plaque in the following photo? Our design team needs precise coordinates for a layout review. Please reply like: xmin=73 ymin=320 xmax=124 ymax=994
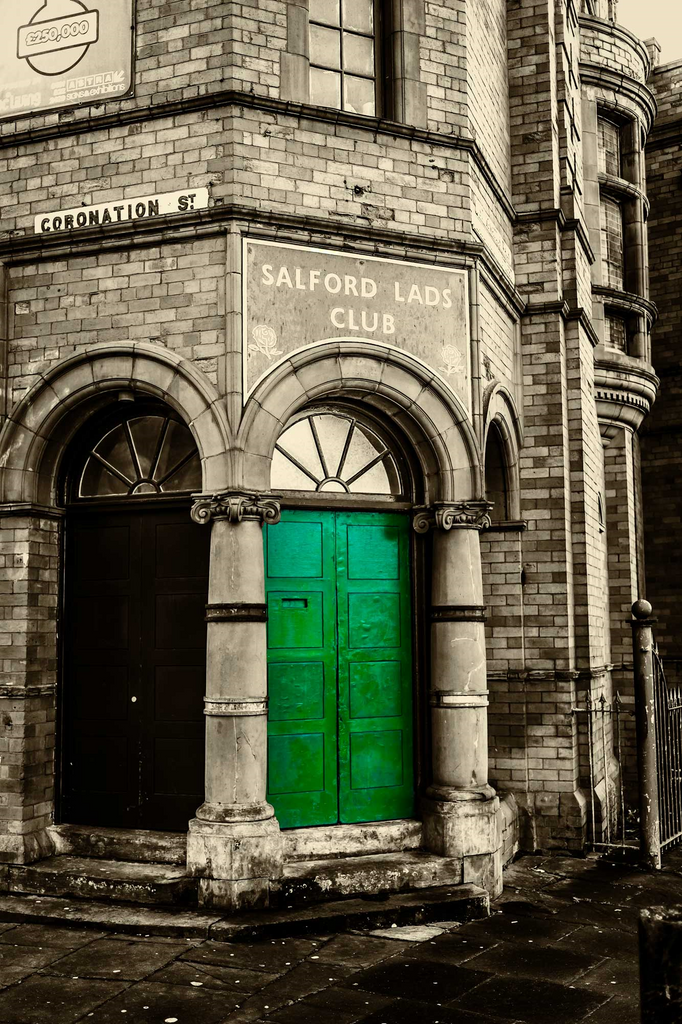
xmin=243 ymin=240 xmax=470 ymax=410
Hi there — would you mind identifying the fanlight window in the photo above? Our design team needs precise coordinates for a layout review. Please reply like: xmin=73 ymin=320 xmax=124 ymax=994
xmin=78 ymin=414 xmax=201 ymax=498
xmin=272 ymin=412 xmax=401 ymax=495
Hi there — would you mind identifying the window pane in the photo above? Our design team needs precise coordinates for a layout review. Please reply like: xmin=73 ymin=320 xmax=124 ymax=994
xmin=310 ymin=24 xmax=341 ymax=69
xmin=129 ymin=416 xmax=164 ymax=477
xmin=343 ymin=74 xmax=375 ymax=115
xmin=598 ymin=119 xmax=621 ymax=177
xmin=80 ymin=460 xmax=129 ymax=498
xmin=342 ymin=0 xmax=373 ymax=34
xmin=155 ymin=420 xmax=196 ymax=482
xmin=310 ymin=0 xmax=340 ymax=26
xmin=277 ymin=419 xmax=324 ymax=482
xmin=92 ymin=424 xmax=136 ymax=484
xmin=343 ymin=32 xmax=374 ymax=76
xmin=342 ymin=421 xmax=385 ymax=481
xmin=605 ymin=315 xmax=627 ymax=352
xmin=349 ymin=459 xmax=392 ymax=494
xmin=600 ymin=198 xmax=624 ymax=289
xmin=161 ymin=454 xmax=202 ymax=493
xmin=311 ymin=413 xmax=352 ymax=477
xmin=272 ymin=448 xmax=320 ymax=490
xmin=310 ymin=67 xmax=341 ymax=108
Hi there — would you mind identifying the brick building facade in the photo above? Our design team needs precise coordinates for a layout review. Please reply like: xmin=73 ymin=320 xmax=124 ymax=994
xmin=0 ymin=0 xmax=660 ymax=910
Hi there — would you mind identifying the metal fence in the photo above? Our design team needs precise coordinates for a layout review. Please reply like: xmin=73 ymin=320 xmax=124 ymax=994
xmin=652 ymin=646 xmax=682 ymax=853
xmin=572 ymin=603 xmax=682 ymax=867
xmin=573 ymin=692 xmax=634 ymax=851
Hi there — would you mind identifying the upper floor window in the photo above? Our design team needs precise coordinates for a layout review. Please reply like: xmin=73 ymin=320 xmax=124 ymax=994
xmin=604 ymin=313 xmax=627 ymax=353
xmin=309 ymin=0 xmax=377 ymax=116
xmin=598 ymin=118 xmax=621 ymax=178
xmin=600 ymin=196 xmax=624 ymax=290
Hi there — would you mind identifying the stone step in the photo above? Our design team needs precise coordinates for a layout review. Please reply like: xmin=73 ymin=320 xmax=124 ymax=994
xmin=0 ymin=882 xmax=489 ymax=940
xmin=8 ymin=856 xmax=197 ymax=907
xmin=47 ymin=825 xmax=186 ymax=865
xmin=283 ymin=820 xmax=423 ymax=862
xmin=277 ymin=850 xmax=462 ymax=906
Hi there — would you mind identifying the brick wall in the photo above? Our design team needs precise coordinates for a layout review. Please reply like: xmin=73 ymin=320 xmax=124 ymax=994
xmin=467 ymin=0 xmax=512 ymax=189
xmin=642 ymin=66 xmax=682 ymax=678
xmin=0 ymin=516 xmax=58 ymax=862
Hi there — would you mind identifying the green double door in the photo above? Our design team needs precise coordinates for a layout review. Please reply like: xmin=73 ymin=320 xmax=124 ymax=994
xmin=264 ymin=510 xmax=414 ymax=828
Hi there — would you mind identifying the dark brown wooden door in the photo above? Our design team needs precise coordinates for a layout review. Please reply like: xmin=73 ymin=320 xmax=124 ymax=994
xmin=61 ymin=506 xmax=209 ymax=831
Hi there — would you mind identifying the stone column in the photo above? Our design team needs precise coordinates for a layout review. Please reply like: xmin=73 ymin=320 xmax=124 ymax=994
xmin=187 ymin=492 xmax=283 ymax=910
xmin=416 ymin=500 xmax=502 ymax=896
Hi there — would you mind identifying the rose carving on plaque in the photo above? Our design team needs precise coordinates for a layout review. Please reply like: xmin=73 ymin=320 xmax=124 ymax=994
xmin=440 ymin=344 xmax=466 ymax=377
xmin=249 ymin=324 xmax=282 ymax=361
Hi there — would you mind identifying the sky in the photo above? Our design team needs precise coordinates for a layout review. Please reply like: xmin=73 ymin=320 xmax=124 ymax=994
xmin=617 ymin=0 xmax=682 ymax=64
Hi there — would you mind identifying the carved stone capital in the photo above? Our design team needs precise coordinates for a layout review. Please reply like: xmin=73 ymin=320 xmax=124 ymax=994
xmin=191 ymin=493 xmax=281 ymax=526
xmin=412 ymin=501 xmax=493 ymax=533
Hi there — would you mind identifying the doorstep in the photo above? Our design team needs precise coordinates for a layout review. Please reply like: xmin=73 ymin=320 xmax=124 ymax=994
xmin=0 ymin=881 xmax=489 ymax=940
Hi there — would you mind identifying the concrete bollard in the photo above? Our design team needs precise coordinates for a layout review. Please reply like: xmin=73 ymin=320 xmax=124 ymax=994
xmin=639 ymin=907 xmax=682 ymax=1022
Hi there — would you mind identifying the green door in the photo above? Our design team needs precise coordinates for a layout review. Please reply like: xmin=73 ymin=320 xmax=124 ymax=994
xmin=265 ymin=510 xmax=414 ymax=828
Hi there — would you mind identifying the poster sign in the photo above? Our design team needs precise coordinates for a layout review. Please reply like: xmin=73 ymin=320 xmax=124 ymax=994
xmin=35 ymin=188 xmax=210 ymax=233
xmin=1 ymin=0 xmax=133 ymax=120
xmin=244 ymin=240 xmax=470 ymax=409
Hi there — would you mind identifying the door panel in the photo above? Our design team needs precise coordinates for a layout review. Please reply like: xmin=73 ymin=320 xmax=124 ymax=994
xmin=265 ymin=510 xmax=414 ymax=829
xmin=337 ymin=513 xmax=414 ymax=824
xmin=265 ymin=511 xmax=338 ymax=828
xmin=142 ymin=515 xmax=209 ymax=829
xmin=63 ymin=516 xmax=140 ymax=827
xmin=62 ymin=507 xmax=208 ymax=831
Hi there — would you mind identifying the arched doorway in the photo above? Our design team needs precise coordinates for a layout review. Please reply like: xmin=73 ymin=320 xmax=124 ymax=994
xmin=264 ymin=405 xmax=418 ymax=828
xmin=60 ymin=401 xmax=210 ymax=832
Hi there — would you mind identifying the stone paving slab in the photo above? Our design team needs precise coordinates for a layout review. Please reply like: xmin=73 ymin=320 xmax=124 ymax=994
xmin=0 ymin=975 xmax=130 ymax=1024
xmin=0 ymin=850 xmax=669 ymax=1022
xmin=42 ymin=935 xmax=193 ymax=981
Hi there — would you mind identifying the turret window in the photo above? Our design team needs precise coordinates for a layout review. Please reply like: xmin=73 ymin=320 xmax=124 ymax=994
xmin=604 ymin=314 xmax=627 ymax=353
xmin=600 ymin=196 xmax=625 ymax=290
xmin=598 ymin=118 xmax=621 ymax=178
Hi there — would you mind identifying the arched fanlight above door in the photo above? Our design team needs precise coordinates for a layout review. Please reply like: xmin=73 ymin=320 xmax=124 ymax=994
xmin=272 ymin=410 xmax=403 ymax=496
xmin=74 ymin=411 xmax=201 ymax=499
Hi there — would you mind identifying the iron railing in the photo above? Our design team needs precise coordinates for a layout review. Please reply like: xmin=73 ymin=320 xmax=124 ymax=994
xmin=652 ymin=645 xmax=682 ymax=853
xmin=573 ymin=692 xmax=634 ymax=851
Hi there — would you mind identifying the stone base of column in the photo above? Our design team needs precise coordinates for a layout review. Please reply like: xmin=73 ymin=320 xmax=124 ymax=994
xmin=0 ymin=828 xmax=55 ymax=865
xmin=187 ymin=818 xmax=284 ymax=911
xmin=422 ymin=785 xmax=502 ymax=897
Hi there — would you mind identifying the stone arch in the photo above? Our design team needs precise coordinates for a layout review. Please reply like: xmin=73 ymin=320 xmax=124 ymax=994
xmin=238 ymin=341 xmax=481 ymax=502
xmin=482 ymin=382 xmax=523 ymax=520
xmin=0 ymin=342 xmax=232 ymax=506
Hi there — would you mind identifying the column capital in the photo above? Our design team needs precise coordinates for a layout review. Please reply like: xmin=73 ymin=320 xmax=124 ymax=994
xmin=191 ymin=492 xmax=281 ymax=526
xmin=413 ymin=500 xmax=493 ymax=533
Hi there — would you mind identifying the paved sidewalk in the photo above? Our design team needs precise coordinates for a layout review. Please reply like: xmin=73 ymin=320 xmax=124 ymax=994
xmin=0 ymin=851 xmax=678 ymax=1023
